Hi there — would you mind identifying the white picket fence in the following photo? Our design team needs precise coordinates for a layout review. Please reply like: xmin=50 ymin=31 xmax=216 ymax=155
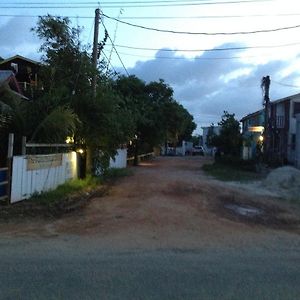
xmin=10 ymin=149 xmax=128 ymax=203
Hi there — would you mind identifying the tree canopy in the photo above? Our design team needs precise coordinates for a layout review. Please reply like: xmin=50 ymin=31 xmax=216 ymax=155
xmin=210 ymin=111 xmax=242 ymax=157
xmin=1 ymin=15 xmax=196 ymax=171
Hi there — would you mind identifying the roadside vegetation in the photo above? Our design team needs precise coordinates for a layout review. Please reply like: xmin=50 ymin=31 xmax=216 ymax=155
xmin=0 ymin=15 xmax=196 ymax=171
xmin=0 ymin=168 xmax=133 ymax=220
xmin=203 ymin=111 xmax=264 ymax=182
xmin=28 ymin=167 xmax=132 ymax=205
xmin=202 ymin=161 xmax=263 ymax=182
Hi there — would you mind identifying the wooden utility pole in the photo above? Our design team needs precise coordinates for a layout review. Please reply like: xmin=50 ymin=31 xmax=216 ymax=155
xmin=87 ymin=8 xmax=101 ymax=176
xmin=261 ymin=75 xmax=271 ymax=160
xmin=92 ymin=8 xmax=100 ymax=98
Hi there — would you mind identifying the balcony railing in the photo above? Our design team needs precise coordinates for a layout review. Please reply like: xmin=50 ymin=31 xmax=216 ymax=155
xmin=19 ymin=81 xmax=37 ymax=91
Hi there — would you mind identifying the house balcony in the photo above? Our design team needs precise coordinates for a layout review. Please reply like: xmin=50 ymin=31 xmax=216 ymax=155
xmin=19 ymin=81 xmax=38 ymax=91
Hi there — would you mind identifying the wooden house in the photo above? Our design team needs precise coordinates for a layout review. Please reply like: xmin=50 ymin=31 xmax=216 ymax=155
xmin=0 ymin=55 xmax=40 ymax=96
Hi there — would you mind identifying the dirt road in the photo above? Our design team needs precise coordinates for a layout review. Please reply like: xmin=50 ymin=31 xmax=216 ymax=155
xmin=1 ymin=156 xmax=300 ymax=249
xmin=1 ymin=156 xmax=300 ymax=299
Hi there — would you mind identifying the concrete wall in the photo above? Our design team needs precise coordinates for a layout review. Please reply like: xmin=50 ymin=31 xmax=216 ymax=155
xmin=109 ymin=149 xmax=127 ymax=169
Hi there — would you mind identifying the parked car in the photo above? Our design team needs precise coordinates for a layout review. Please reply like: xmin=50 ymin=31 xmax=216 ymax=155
xmin=192 ymin=146 xmax=204 ymax=156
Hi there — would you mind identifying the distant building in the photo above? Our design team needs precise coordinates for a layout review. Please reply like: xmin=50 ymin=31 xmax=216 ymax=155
xmin=240 ymin=92 xmax=300 ymax=166
xmin=202 ymin=125 xmax=221 ymax=155
xmin=240 ymin=110 xmax=264 ymax=160
xmin=0 ymin=55 xmax=40 ymax=97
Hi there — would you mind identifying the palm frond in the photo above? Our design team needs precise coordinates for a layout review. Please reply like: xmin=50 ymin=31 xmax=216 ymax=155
xmin=29 ymin=106 xmax=80 ymax=143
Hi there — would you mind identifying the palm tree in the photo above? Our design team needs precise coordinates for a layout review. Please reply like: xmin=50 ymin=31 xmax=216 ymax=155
xmin=0 ymin=83 xmax=79 ymax=160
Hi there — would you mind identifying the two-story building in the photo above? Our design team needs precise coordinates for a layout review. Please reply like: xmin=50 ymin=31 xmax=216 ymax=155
xmin=0 ymin=55 xmax=40 ymax=97
xmin=241 ymin=92 xmax=300 ymax=166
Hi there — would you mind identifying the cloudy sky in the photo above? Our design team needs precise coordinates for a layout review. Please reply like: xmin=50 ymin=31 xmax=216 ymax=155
xmin=1 ymin=0 xmax=300 ymax=134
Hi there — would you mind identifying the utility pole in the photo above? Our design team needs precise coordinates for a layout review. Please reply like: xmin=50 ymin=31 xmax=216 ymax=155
xmin=92 ymin=8 xmax=100 ymax=98
xmin=261 ymin=75 xmax=271 ymax=161
xmin=87 ymin=8 xmax=100 ymax=176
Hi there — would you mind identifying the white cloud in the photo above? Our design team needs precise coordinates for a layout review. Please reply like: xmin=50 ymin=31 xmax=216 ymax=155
xmin=127 ymin=43 xmax=300 ymax=133
xmin=0 ymin=17 xmax=41 ymax=60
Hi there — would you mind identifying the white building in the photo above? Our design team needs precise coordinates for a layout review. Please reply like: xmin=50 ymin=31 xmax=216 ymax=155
xmin=201 ymin=125 xmax=221 ymax=155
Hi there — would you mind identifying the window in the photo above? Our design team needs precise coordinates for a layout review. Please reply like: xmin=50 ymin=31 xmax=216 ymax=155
xmin=291 ymin=134 xmax=296 ymax=150
xmin=293 ymin=102 xmax=300 ymax=117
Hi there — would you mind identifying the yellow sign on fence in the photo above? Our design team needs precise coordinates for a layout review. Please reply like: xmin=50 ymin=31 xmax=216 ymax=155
xmin=27 ymin=154 xmax=63 ymax=170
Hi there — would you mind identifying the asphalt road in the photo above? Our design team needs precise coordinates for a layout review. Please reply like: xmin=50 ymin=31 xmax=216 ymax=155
xmin=1 ymin=235 xmax=300 ymax=300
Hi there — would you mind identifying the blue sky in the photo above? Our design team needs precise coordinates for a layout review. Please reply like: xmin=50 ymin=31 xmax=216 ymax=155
xmin=1 ymin=0 xmax=300 ymax=134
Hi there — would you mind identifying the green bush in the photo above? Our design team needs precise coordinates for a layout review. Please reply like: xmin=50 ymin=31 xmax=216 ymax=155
xmin=215 ymin=155 xmax=257 ymax=172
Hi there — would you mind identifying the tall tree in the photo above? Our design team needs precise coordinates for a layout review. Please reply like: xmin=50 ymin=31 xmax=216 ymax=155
xmin=211 ymin=111 xmax=242 ymax=157
xmin=32 ymin=15 xmax=132 ymax=173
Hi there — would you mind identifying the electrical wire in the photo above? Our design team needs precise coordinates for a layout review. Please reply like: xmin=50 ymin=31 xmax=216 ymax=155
xmin=3 ymin=12 xmax=300 ymax=20
xmin=107 ymin=41 xmax=300 ymax=52
xmin=101 ymin=50 xmax=119 ymax=76
xmin=273 ymin=80 xmax=300 ymax=88
xmin=102 ymin=14 xmax=300 ymax=35
xmin=100 ymin=21 xmax=130 ymax=76
xmin=0 ymin=0 xmax=273 ymax=9
xmin=102 ymin=49 xmax=274 ymax=60
xmin=4 ymin=0 xmax=272 ymax=5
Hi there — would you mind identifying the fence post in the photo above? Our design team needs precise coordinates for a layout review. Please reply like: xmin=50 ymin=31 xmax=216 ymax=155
xmin=6 ymin=133 xmax=14 ymax=204
xmin=21 ymin=136 xmax=27 ymax=155
xmin=7 ymin=133 xmax=14 ymax=159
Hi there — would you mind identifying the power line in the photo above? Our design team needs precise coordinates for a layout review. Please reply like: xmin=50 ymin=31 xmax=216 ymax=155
xmin=0 ymin=14 xmax=94 ymax=19
xmin=116 ymin=13 xmax=300 ymax=20
xmin=3 ymin=12 xmax=300 ymax=20
xmin=273 ymin=80 xmax=300 ymax=88
xmin=4 ymin=0 xmax=271 ymax=4
xmin=107 ymin=41 xmax=300 ymax=52
xmin=100 ymin=21 xmax=129 ymax=76
xmin=103 ymin=49 xmax=274 ymax=60
xmin=101 ymin=50 xmax=119 ymax=76
xmin=103 ymin=14 xmax=300 ymax=35
xmin=0 ymin=0 xmax=273 ymax=9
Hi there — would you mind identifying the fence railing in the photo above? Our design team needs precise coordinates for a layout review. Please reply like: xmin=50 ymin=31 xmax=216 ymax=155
xmin=127 ymin=152 xmax=155 ymax=164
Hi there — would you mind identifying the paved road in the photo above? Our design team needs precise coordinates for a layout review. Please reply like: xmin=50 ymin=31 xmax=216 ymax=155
xmin=0 ymin=235 xmax=300 ymax=300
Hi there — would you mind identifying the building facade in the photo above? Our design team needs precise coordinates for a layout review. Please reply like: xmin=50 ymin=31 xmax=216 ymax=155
xmin=202 ymin=125 xmax=221 ymax=156
xmin=241 ymin=93 xmax=300 ymax=166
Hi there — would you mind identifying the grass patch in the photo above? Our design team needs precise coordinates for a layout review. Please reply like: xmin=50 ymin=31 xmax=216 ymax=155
xmin=29 ymin=175 xmax=103 ymax=206
xmin=103 ymin=167 xmax=133 ymax=181
xmin=29 ymin=167 xmax=132 ymax=206
xmin=202 ymin=162 xmax=263 ymax=182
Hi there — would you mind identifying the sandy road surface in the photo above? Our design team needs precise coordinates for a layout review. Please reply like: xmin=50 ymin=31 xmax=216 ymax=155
xmin=1 ymin=156 xmax=300 ymax=299
xmin=1 ymin=156 xmax=299 ymax=249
